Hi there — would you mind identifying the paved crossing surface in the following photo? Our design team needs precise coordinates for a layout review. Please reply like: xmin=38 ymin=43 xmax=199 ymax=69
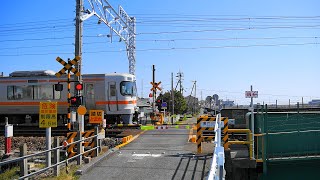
xmin=80 ymin=126 xmax=212 ymax=180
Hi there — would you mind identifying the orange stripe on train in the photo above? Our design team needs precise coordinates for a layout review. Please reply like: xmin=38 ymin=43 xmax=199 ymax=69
xmin=0 ymin=100 xmax=136 ymax=106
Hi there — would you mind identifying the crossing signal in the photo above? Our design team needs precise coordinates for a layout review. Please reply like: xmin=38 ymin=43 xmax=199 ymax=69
xmin=75 ymin=83 xmax=83 ymax=91
xmin=156 ymin=99 xmax=162 ymax=111
xmin=70 ymin=96 xmax=82 ymax=107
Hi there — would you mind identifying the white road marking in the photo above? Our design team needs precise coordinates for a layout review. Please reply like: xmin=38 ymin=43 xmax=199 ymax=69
xmin=132 ymin=154 xmax=162 ymax=157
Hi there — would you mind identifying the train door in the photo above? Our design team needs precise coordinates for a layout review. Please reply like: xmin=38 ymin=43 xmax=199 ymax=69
xmin=84 ymin=83 xmax=95 ymax=110
xmin=108 ymin=81 xmax=118 ymax=112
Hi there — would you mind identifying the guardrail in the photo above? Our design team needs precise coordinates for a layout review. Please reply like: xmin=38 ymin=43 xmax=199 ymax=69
xmin=208 ymin=114 xmax=224 ymax=180
xmin=0 ymin=127 xmax=101 ymax=179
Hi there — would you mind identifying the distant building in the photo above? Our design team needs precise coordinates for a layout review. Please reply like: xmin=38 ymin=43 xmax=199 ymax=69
xmin=221 ymin=100 xmax=235 ymax=108
xmin=308 ymin=99 xmax=320 ymax=106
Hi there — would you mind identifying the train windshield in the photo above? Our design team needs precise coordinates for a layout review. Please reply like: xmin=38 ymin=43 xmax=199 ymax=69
xmin=120 ymin=81 xmax=136 ymax=96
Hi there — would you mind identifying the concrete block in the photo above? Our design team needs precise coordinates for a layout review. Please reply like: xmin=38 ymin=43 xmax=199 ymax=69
xmin=28 ymin=162 xmax=35 ymax=169
xmin=84 ymin=157 xmax=91 ymax=164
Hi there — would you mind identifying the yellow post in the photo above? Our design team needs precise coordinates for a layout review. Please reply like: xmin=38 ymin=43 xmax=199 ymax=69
xmin=249 ymin=133 xmax=253 ymax=159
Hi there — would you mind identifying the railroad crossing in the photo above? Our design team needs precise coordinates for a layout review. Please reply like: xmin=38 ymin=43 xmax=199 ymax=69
xmin=80 ymin=124 xmax=212 ymax=180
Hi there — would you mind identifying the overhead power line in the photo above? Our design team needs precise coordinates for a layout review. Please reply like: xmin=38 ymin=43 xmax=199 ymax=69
xmin=137 ymin=25 xmax=320 ymax=35
xmin=1 ymin=36 xmax=318 ymax=50
xmin=136 ymin=36 xmax=320 ymax=42
xmin=0 ymin=42 xmax=318 ymax=56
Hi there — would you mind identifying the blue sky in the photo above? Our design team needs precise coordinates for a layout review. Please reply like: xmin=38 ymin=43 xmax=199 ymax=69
xmin=1 ymin=0 xmax=319 ymax=105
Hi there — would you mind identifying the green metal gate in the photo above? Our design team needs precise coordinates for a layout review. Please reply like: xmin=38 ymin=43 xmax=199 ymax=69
xmin=254 ymin=105 xmax=320 ymax=179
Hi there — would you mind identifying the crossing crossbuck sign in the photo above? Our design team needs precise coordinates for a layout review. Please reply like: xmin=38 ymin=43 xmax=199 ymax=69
xmin=150 ymin=81 xmax=162 ymax=91
xmin=55 ymin=56 xmax=81 ymax=78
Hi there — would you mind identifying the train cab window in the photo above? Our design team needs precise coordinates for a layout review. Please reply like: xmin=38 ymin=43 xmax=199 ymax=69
xmin=85 ymin=84 xmax=94 ymax=99
xmin=120 ymin=81 xmax=137 ymax=96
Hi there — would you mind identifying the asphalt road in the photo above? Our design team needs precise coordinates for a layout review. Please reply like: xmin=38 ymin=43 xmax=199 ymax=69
xmin=80 ymin=125 xmax=212 ymax=180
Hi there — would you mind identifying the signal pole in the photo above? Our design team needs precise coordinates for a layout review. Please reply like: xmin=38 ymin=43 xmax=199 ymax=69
xmin=75 ymin=0 xmax=84 ymax=133
xmin=75 ymin=0 xmax=83 ymax=83
xmin=171 ymin=72 xmax=174 ymax=124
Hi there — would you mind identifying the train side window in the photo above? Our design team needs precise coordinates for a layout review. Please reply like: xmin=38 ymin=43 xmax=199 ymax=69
xmin=85 ymin=83 xmax=94 ymax=99
xmin=15 ymin=86 xmax=23 ymax=99
xmin=22 ymin=86 xmax=33 ymax=100
xmin=7 ymin=86 xmax=14 ymax=100
xmin=110 ymin=83 xmax=116 ymax=97
xmin=34 ymin=85 xmax=53 ymax=100
xmin=54 ymin=88 xmax=61 ymax=99
xmin=7 ymin=85 xmax=33 ymax=100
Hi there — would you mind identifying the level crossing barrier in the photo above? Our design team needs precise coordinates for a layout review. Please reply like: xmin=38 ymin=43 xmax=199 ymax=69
xmin=196 ymin=115 xmax=228 ymax=153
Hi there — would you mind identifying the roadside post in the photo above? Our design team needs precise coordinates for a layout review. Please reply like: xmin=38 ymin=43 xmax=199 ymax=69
xmin=4 ymin=117 xmax=13 ymax=155
xmin=162 ymin=102 xmax=167 ymax=123
xmin=245 ymin=86 xmax=258 ymax=159
xmin=39 ymin=101 xmax=58 ymax=168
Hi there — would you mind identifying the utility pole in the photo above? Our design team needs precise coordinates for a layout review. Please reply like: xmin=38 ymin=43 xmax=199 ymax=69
xmin=75 ymin=0 xmax=83 ymax=81
xmin=171 ymin=72 xmax=174 ymax=124
xmin=194 ymin=81 xmax=197 ymax=115
xmin=302 ymin=97 xmax=304 ymax=108
xmin=74 ymin=0 xmax=84 ymax=165
xmin=289 ymin=99 xmax=291 ymax=108
xmin=176 ymin=71 xmax=184 ymax=96
xmin=141 ymin=79 xmax=143 ymax=98
xmin=250 ymin=85 xmax=255 ymax=160
xmin=152 ymin=65 xmax=156 ymax=112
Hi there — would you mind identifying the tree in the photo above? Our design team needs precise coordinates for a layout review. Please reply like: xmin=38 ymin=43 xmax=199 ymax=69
xmin=156 ymin=90 xmax=187 ymax=114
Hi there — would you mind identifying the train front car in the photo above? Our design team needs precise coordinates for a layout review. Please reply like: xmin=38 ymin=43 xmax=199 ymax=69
xmin=91 ymin=73 xmax=137 ymax=124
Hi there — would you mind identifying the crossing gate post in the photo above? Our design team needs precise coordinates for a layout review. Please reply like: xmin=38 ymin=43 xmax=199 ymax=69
xmin=82 ymin=130 xmax=95 ymax=157
xmin=76 ymin=131 xmax=82 ymax=165
xmin=222 ymin=117 xmax=229 ymax=149
xmin=94 ymin=126 xmax=99 ymax=157
xmin=53 ymin=137 xmax=60 ymax=176
xmin=66 ymin=132 xmax=77 ymax=158
xmin=197 ymin=116 xmax=216 ymax=153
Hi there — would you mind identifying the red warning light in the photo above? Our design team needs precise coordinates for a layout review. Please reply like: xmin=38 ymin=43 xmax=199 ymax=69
xmin=149 ymin=93 xmax=153 ymax=98
xmin=75 ymin=83 xmax=83 ymax=90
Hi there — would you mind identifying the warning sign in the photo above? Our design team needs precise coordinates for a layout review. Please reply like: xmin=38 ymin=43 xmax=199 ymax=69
xmin=39 ymin=102 xmax=58 ymax=128
xmin=89 ymin=110 xmax=104 ymax=124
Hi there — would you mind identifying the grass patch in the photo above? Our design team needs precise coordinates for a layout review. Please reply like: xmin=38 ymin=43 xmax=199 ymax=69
xmin=43 ymin=164 xmax=80 ymax=180
xmin=0 ymin=166 xmax=19 ymax=180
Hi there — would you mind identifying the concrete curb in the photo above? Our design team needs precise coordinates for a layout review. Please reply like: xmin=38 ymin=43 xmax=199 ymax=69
xmin=75 ymin=130 xmax=146 ymax=175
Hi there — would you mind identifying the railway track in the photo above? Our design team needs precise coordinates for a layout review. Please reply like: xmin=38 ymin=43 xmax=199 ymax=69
xmin=0 ymin=125 xmax=69 ymax=137
xmin=0 ymin=124 xmax=142 ymax=137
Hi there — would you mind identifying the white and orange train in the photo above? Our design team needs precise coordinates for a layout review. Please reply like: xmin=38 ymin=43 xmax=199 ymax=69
xmin=0 ymin=70 xmax=137 ymax=125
